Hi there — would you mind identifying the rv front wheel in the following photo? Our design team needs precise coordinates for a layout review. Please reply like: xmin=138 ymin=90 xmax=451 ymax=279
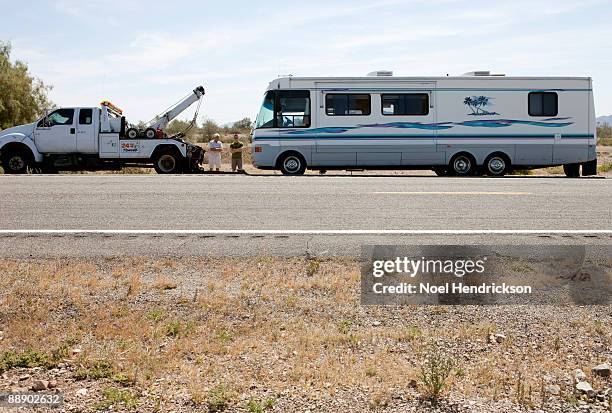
xmin=450 ymin=153 xmax=475 ymax=176
xmin=279 ymin=152 xmax=306 ymax=176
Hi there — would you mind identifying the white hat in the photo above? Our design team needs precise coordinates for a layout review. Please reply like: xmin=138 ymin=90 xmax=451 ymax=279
xmin=213 ymin=133 xmax=221 ymax=138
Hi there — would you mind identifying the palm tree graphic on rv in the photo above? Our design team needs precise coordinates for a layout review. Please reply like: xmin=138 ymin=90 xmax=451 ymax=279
xmin=463 ymin=96 xmax=499 ymax=116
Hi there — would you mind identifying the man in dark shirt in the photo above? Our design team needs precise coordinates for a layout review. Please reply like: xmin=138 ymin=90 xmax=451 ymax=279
xmin=229 ymin=133 xmax=244 ymax=172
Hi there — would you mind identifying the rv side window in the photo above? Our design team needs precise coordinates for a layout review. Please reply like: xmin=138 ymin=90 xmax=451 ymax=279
xmin=381 ymin=94 xmax=429 ymax=116
xmin=277 ymin=90 xmax=311 ymax=128
xmin=325 ymin=94 xmax=371 ymax=116
xmin=528 ymin=92 xmax=558 ymax=117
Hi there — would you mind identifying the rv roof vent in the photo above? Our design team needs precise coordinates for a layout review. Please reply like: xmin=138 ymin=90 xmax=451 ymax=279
xmin=367 ymin=70 xmax=393 ymax=77
xmin=463 ymin=71 xmax=506 ymax=77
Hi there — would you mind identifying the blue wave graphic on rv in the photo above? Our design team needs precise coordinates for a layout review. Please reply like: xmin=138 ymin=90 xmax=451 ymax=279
xmin=286 ymin=127 xmax=358 ymax=134
xmin=283 ymin=118 xmax=574 ymax=134
xmin=455 ymin=119 xmax=574 ymax=128
xmin=358 ymin=122 xmax=455 ymax=130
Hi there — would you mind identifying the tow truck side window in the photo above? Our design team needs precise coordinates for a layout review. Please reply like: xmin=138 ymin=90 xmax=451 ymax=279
xmin=37 ymin=109 xmax=74 ymax=127
xmin=79 ymin=109 xmax=93 ymax=125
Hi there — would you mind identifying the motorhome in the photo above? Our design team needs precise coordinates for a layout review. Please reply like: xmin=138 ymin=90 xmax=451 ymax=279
xmin=251 ymin=72 xmax=597 ymax=177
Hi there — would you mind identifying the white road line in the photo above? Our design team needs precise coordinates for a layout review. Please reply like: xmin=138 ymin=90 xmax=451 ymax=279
xmin=373 ymin=191 xmax=532 ymax=195
xmin=0 ymin=230 xmax=610 ymax=235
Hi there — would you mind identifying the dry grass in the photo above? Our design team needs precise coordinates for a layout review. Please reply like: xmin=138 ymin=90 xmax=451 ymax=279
xmin=0 ymin=258 xmax=610 ymax=411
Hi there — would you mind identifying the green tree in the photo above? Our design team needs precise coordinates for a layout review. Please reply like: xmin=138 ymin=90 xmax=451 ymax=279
xmin=201 ymin=119 xmax=220 ymax=141
xmin=229 ymin=117 xmax=252 ymax=134
xmin=597 ymin=124 xmax=611 ymax=145
xmin=0 ymin=41 xmax=52 ymax=130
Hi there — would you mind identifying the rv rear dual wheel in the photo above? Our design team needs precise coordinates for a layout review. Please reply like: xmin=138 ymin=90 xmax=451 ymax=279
xmin=449 ymin=153 xmax=476 ymax=176
xmin=563 ymin=164 xmax=580 ymax=178
xmin=484 ymin=154 xmax=509 ymax=176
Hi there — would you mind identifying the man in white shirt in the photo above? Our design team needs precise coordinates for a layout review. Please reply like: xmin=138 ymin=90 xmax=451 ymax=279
xmin=208 ymin=133 xmax=223 ymax=172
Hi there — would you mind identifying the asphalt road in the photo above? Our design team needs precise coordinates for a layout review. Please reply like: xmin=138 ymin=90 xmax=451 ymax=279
xmin=0 ymin=174 xmax=610 ymax=257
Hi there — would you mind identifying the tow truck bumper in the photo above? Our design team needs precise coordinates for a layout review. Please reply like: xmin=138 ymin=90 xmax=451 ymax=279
xmin=186 ymin=144 xmax=205 ymax=172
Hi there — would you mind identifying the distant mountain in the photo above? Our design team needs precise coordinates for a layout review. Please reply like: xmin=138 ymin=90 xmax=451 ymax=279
xmin=597 ymin=115 xmax=612 ymax=126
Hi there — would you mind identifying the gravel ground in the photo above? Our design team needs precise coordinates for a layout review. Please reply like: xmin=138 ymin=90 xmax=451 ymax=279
xmin=0 ymin=257 xmax=610 ymax=412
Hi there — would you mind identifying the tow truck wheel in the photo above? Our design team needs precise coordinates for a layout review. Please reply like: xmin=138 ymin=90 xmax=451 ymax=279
xmin=145 ymin=128 xmax=157 ymax=139
xmin=154 ymin=149 xmax=182 ymax=174
xmin=126 ymin=128 xmax=139 ymax=139
xmin=1 ymin=148 xmax=33 ymax=174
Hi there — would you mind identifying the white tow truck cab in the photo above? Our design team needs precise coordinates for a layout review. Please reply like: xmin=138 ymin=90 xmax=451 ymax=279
xmin=0 ymin=86 xmax=205 ymax=174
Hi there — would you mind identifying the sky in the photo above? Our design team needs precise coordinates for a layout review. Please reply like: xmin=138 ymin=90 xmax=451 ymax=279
xmin=3 ymin=0 xmax=612 ymax=125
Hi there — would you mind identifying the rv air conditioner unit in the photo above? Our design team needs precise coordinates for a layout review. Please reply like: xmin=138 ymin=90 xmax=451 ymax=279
xmin=463 ymin=71 xmax=506 ymax=77
xmin=367 ymin=70 xmax=393 ymax=77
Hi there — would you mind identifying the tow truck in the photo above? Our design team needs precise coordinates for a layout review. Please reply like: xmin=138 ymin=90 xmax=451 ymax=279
xmin=0 ymin=86 xmax=206 ymax=174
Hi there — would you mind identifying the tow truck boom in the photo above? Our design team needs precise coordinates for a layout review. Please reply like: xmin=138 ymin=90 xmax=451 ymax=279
xmin=149 ymin=86 xmax=205 ymax=130
xmin=126 ymin=85 xmax=205 ymax=139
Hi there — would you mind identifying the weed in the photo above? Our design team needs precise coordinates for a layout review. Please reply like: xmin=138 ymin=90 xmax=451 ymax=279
xmin=112 ymin=373 xmax=134 ymax=386
xmin=95 ymin=387 xmax=139 ymax=410
xmin=216 ymin=329 xmax=233 ymax=343
xmin=598 ymin=163 xmax=612 ymax=173
xmin=147 ymin=308 xmax=165 ymax=322
xmin=306 ymin=258 xmax=320 ymax=277
xmin=594 ymin=320 xmax=605 ymax=336
xmin=365 ymin=367 xmax=377 ymax=378
xmin=165 ymin=320 xmax=195 ymax=338
xmin=207 ymin=385 xmax=234 ymax=412
xmin=552 ymin=336 xmax=561 ymax=353
xmin=74 ymin=360 xmax=114 ymax=381
xmin=247 ymin=398 xmax=275 ymax=413
xmin=370 ymin=388 xmax=391 ymax=409
xmin=404 ymin=326 xmax=423 ymax=342
xmin=516 ymin=371 xmax=534 ymax=408
xmin=89 ymin=360 xmax=114 ymax=379
xmin=419 ymin=345 xmax=455 ymax=403
xmin=338 ymin=319 xmax=352 ymax=335
xmin=0 ymin=349 xmax=54 ymax=373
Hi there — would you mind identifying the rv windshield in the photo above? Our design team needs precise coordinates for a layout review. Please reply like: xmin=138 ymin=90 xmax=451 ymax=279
xmin=255 ymin=90 xmax=311 ymax=129
xmin=255 ymin=91 xmax=275 ymax=129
